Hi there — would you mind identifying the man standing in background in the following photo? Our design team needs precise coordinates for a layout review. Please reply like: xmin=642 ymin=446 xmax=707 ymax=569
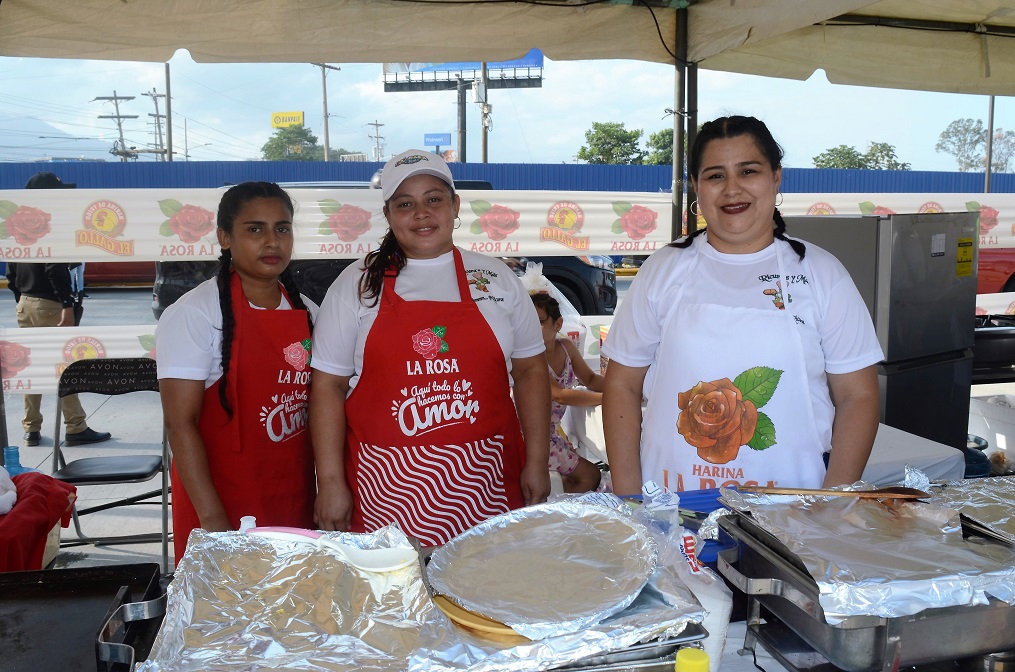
xmin=6 ymin=171 xmax=111 ymax=447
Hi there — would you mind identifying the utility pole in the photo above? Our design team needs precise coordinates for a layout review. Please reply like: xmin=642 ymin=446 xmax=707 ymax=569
xmin=367 ymin=120 xmax=385 ymax=162
xmin=143 ymin=88 xmax=167 ymax=161
xmin=164 ymin=63 xmax=173 ymax=161
xmin=93 ymin=91 xmax=138 ymax=162
xmin=312 ymin=63 xmax=341 ymax=161
xmin=456 ymin=77 xmax=467 ymax=163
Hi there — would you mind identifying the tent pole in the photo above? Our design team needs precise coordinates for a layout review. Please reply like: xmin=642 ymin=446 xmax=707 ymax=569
xmin=986 ymin=94 xmax=995 ymax=193
xmin=687 ymin=61 xmax=698 ymax=235
xmin=673 ymin=5 xmax=688 ymax=240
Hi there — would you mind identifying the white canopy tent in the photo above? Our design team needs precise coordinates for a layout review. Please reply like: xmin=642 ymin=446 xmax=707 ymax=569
xmin=2 ymin=1 xmax=1014 ymax=218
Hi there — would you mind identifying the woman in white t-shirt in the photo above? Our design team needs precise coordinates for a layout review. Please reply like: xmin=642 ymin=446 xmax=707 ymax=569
xmin=603 ymin=116 xmax=884 ymax=495
xmin=310 ymin=150 xmax=550 ymax=546
xmin=156 ymin=182 xmax=317 ymax=564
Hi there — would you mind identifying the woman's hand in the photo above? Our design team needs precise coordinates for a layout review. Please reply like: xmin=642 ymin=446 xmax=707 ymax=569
xmin=315 ymin=479 xmax=353 ymax=531
xmin=520 ymin=461 xmax=551 ymax=505
xmin=310 ymin=371 xmax=353 ymax=529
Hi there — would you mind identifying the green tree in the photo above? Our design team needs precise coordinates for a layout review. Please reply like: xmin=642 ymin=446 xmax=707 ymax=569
xmin=577 ymin=122 xmax=644 ymax=164
xmin=812 ymin=142 xmax=910 ymax=170
xmin=936 ymin=118 xmax=986 ymax=172
xmin=261 ymin=124 xmax=322 ymax=161
xmin=987 ymin=129 xmax=1015 ymax=173
xmin=864 ymin=142 xmax=911 ymax=170
xmin=644 ymin=128 xmax=673 ymax=165
xmin=813 ymin=144 xmax=866 ymax=169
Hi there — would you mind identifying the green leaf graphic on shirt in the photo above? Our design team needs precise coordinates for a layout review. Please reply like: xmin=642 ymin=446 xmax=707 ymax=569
xmin=432 ymin=325 xmax=447 ymax=338
xmin=747 ymin=411 xmax=776 ymax=450
xmin=439 ymin=342 xmax=449 ymax=354
xmin=733 ymin=366 xmax=782 ymax=408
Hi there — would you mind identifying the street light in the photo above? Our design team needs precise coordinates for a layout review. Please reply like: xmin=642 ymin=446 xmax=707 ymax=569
xmin=185 ymin=143 xmax=212 ymax=161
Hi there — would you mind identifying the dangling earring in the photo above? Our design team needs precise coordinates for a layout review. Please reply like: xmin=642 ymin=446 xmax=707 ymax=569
xmin=775 ymin=193 xmax=784 ymax=207
xmin=689 ymin=200 xmax=700 ymax=216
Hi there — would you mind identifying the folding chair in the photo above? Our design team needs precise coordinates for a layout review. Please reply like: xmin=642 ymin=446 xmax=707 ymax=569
xmin=50 ymin=357 xmax=171 ymax=572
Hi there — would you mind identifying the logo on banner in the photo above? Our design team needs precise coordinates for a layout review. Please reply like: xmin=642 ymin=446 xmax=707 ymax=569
xmin=57 ymin=336 xmax=107 ymax=378
xmin=542 ymin=201 xmax=589 ymax=251
xmin=77 ymin=200 xmax=135 ymax=256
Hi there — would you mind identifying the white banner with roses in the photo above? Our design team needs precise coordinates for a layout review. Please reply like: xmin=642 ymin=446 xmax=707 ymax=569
xmin=0 ymin=188 xmax=671 ymax=263
xmin=0 ymin=325 xmax=155 ymax=394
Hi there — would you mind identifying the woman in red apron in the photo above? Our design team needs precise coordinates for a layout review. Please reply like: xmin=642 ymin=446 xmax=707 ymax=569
xmin=310 ymin=150 xmax=550 ymax=546
xmin=157 ymin=183 xmax=316 ymax=564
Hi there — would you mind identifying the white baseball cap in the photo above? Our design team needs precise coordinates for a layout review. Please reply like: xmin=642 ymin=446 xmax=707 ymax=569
xmin=381 ymin=149 xmax=455 ymax=201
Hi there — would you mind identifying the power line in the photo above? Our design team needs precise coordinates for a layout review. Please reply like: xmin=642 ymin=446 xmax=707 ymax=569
xmin=93 ymin=91 xmax=139 ymax=162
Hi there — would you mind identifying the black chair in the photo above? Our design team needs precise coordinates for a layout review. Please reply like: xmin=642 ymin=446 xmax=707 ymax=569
xmin=50 ymin=357 xmax=170 ymax=572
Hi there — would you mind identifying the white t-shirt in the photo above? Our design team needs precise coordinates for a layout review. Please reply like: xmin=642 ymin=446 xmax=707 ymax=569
xmin=311 ymin=247 xmax=544 ymax=388
xmin=603 ymin=235 xmax=884 ymax=450
xmin=156 ymin=277 xmax=319 ymax=388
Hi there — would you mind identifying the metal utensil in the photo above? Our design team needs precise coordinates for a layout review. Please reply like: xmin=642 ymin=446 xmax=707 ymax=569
xmin=248 ymin=526 xmax=419 ymax=572
xmin=737 ymin=485 xmax=930 ymax=499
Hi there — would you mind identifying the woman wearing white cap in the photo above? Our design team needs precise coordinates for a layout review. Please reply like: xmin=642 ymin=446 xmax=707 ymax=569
xmin=310 ymin=149 xmax=550 ymax=546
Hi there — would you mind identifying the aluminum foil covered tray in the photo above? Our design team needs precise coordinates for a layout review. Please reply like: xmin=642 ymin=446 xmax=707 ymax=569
xmin=427 ymin=499 xmax=658 ymax=640
xmin=925 ymin=475 xmax=1015 ymax=543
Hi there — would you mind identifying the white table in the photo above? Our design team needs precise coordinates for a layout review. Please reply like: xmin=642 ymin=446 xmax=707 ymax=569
xmin=561 ymin=405 xmax=966 ymax=487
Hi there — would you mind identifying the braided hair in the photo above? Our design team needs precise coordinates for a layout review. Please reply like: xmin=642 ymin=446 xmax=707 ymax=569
xmin=215 ymin=181 xmax=311 ymax=418
xmin=673 ymin=115 xmax=806 ymax=261
xmin=358 ymin=180 xmax=456 ymax=306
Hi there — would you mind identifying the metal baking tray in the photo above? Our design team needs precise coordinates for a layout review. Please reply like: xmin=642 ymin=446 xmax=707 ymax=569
xmin=717 ymin=513 xmax=1015 ymax=672
xmin=554 ymin=623 xmax=707 ymax=672
xmin=0 ymin=563 xmax=163 ymax=672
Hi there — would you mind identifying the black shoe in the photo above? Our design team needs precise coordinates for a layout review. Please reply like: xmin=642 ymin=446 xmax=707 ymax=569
xmin=24 ymin=431 xmax=40 ymax=446
xmin=65 ymin=427 xmax=112 ymax=446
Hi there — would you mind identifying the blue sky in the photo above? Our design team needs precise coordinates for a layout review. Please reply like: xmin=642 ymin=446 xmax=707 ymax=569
xmin=0 ymin=51 xmax=1009 ymax=172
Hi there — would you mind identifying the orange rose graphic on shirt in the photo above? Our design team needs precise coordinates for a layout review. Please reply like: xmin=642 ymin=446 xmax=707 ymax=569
xmin=677 ymin=366 xmax=781 ymax=464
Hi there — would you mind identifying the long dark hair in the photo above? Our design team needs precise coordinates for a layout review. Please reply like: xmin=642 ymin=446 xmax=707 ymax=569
xmin=675 ymin=115 xmax=805 ymax=260
xmin=357 ymin=180 xmax=456 ymax=306
xmin=215 ymin=182 xmax=311 ymax=417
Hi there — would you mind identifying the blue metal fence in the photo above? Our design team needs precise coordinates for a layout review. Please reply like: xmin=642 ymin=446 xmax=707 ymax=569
xmin=0 ymin=161 xmax=1011 ymax=193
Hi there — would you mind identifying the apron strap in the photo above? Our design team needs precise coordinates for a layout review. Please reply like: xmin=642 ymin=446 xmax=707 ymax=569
xmin=382 ymin=247 xmax=473 ymax=305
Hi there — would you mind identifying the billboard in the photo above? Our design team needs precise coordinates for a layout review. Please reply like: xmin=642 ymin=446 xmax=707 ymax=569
xmin=271 ymin=111 xmax=305 ymax=128
xmin=383 ymin=49 xmax=543 ymax=92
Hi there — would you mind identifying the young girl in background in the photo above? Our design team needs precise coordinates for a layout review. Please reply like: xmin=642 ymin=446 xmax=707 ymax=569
xmin=531 ymin=293 xmax=605 ymax=493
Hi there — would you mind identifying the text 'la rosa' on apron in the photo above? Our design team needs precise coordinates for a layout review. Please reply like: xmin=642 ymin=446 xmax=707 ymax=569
xmin=641 ymin=239 xmax=826 ymax=492
xmin=344 ymin=248 xmax=525 ymax=546
xmin=171 ymin=272 xmax=315 ymax=563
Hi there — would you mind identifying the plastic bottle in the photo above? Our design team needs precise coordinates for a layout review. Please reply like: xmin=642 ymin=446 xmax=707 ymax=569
xmin=675 ymin=647 xmax=710 ymax=672
xmin=3 ymin=446 xmax=38 ymax=476
xmin=239 ymin=516 xmax=257 ymax=532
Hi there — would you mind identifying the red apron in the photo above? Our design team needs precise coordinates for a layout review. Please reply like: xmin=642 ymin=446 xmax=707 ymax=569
xmin=171 ymin=273 xmax=315 ymax=562
xmin=345 ymin=248 xmax=525 ymax=546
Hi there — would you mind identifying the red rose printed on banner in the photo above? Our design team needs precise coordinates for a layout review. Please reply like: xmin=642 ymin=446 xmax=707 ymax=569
xmin=318 ymin=200 xmax=373 ymax=242
xmin=284 ymin=340 xmax=312 ymax=371
xmin=0 ymin=204 xmax=53 ymax=245
xmin=0 ymin=341 xmax=31 ymax=379
xmin=469 ymin=201 xmax=521 ymax=241
xmin=676 ymin=366 xmax=782 ymax=464
xmin=858 ymin=201 xmax=896 ymax=216
xmin=158 ymin=201 xmax=215 ymax=244
xmin=138 ymin=334 xmax=156 ymax=360
xmin=412 ymin=326 xmax=448 ymax=360
xmin=967 ymin=201 xmax=999 ymax=235
xmin=612 ymin=203 xmax=658 ymax=241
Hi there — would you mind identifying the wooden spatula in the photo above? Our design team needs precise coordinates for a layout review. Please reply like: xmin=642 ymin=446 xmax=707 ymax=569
xmin=737 ymin=485 xmax=930 ymax=500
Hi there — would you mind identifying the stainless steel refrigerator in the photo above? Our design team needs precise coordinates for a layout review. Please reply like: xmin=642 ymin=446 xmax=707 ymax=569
xmin=788 ymin=212 xmax=979 ymax=450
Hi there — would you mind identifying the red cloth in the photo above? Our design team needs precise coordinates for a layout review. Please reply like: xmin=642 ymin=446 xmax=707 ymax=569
xmin=345 ymin=248 xmax=526 ymax=546
xmin=0 ymin=471 xmax=76 ymax=572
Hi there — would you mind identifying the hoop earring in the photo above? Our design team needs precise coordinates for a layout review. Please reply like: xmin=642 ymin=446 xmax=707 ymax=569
xmin=775 ymin=193 xmax=784 ymax=207
xmin=454 ymin=217 xmax=462 ymax=230
xmin=689 ymin=200 xmax=700 ymax=216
